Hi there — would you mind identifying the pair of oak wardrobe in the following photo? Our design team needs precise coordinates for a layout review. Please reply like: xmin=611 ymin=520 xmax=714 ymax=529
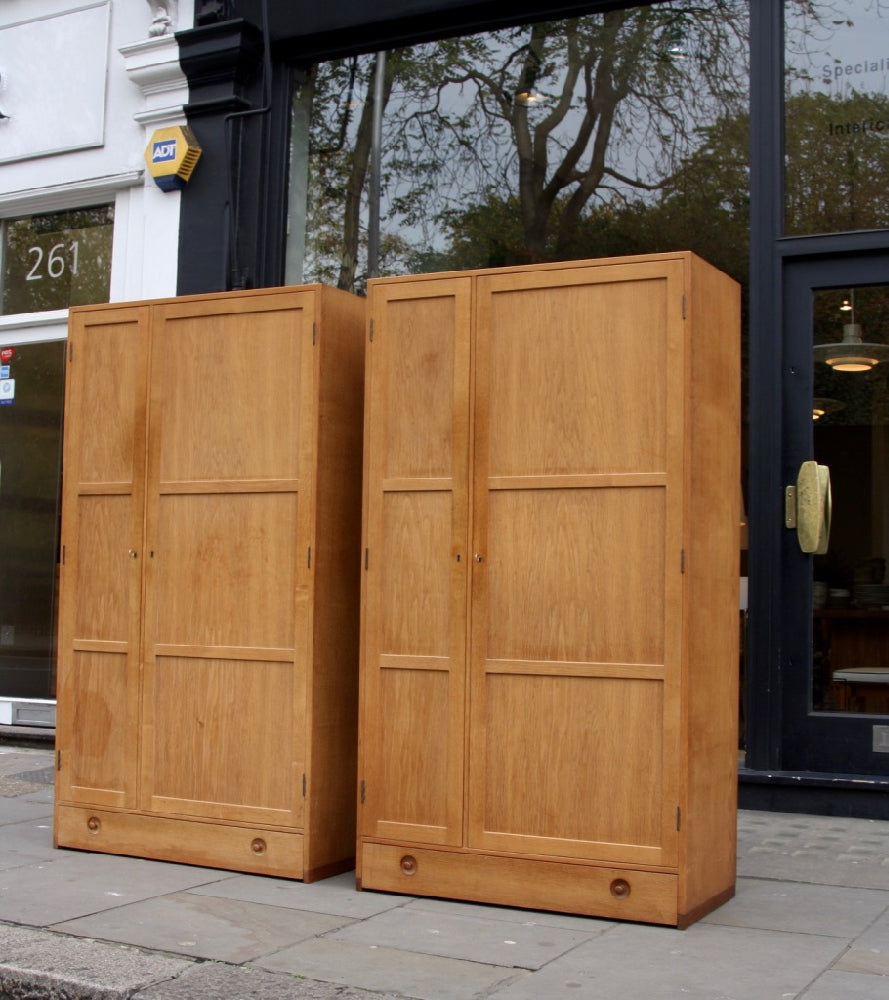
xmin=55 ymin=252 xmax=739 ymax=927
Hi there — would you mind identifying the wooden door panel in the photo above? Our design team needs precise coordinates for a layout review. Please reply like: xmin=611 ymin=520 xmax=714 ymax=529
xmin=484 ymin=487 xmax=666 ymax=665
xmin=151 ymin=493 xmax=299 ymax=649
xmin=73 ymin=496 xmax=137 ymax=641
xmin=73 ymin=318 xmax=148 ymax=484
xmin=374 ymin=666 xmax=454 ymax=841
xmin=151 ymin=302 xmax=304 ymax=483
xmin=482 ymin=269 xmax=669 ymax=477
xmin=62 ymin=652 xmax=131 ymax=807
xmin=361 ymin=279 xmax=471 ymax=846
xmin=378 ymin=295 xmax=458 ymax=480
xmin=56 ymin=308 xmax=149 ymax=808
xmin=470 ymin=263 xmax=685 ymax=866
xmin=146 ymin=655 xmax=300 ymax=824
xmin=141 ymin=292 xmax=314 ymax=826
xmin=477 ymin=673 xmax=667 ymax=863
xmin=380 ymin=492 xmax=453 ymax=654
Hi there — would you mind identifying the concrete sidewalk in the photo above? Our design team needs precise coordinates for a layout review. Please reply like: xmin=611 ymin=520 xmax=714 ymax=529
xmin=0 ymin=745 xmax=887 ymax=1000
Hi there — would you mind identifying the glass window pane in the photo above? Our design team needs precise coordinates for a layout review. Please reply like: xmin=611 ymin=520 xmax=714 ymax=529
xmin=785 ymin=2 xmax=889 ymax=237
xmin=0 ymin=340 xmax=66 ymax=701
xmin=1 ymin=205 xmax=114 ymax=315
xmin=288 ymin=2 xmax=750 ymax=295
xmin=812 ymin=284 xmax=889 ymax=715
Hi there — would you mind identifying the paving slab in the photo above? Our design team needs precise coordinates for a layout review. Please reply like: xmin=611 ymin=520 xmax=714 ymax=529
xmin=0 ymin=922 xmax=192 ymax=1000
xmin=189 ymin=870 xmax=409 ymax=919
xmin=255 ymin=936 xmax=525 ymax=1000
xmin=54 ymin=891 xmax=355 ymax=963
xmin=484 ymin=921 xmax=849 ymax=1000
xmin=0 ymin=797 xmax=52 ymax=825
xmin=0 ymin=815 xmax=71 ymax=869
xmin=799 ymin=970 xmax=889 ymax=999
xmin=0 ymin=852 xmax=225 ymax=926
xmin=403 ymin=894 xmax=615 ymax=932
xmin=0 ymin=749 xmax=54 ymax=779
xmin=832 ymin=903 xmax=889 ymax=974
xmin=329 ymin=903 xmax=599 ymax=970
xmin=134 ymin=961 xmax=405 ymax=1000
xmin=739 ymin=811 xmax=889 ymax=889
xmin=702 ymin=877 xmax=889 ymax=937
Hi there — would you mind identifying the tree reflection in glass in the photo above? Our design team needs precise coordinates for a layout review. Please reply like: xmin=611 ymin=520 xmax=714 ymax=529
xmin=289 ymin=1 xmax=751 ymax=294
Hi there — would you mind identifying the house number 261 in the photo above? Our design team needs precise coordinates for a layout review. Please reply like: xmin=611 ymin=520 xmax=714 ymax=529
xmin=26 ymin=242 xmax=79 ymax=281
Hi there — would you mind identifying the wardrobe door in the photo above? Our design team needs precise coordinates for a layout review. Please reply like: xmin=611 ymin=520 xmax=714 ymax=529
xmin=468 ymin=262 xmax=686 ymax=868
xmin=56 ymin=307 xmax=149 ymax=809
xmin=360 ymin=277 xmax=471 ymax=847
xmin=139 ymin=291 xmax=315 ymax=830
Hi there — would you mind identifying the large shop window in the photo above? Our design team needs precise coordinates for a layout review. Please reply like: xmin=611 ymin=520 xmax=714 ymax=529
xmin=785 ymin=1 xmax=889 ymax=237
xmin=285 ymin=1 xmax=750 ymax=295
xmin=0 ymin=204 xmax=113 ymax=711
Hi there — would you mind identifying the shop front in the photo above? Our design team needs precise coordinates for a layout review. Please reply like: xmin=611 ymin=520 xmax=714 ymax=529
xmin=3 ymin=0 xmax=887 ymax=816
xmin=176 ymin=0 xmax=889 ymax=815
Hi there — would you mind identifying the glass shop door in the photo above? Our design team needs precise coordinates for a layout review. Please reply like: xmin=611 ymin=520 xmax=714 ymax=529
xmin=0 ymin=340 xmax=66 ymax=716
xmin=782 ymin=255 xmax=889 ymax=774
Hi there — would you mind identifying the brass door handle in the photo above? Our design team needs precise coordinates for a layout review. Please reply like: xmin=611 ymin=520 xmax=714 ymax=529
xmin=785 ymin=461 xmax=831 ymax=554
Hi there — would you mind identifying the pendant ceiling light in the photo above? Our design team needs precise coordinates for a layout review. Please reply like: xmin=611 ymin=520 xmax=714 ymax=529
xmin=813 ymin=290 xmax=889 ymax=372
xmin=812 ymin=397 xmax=845 ymax=421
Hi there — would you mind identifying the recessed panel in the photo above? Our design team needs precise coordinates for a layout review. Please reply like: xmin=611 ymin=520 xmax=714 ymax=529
xmin=150 ymin=657 xmax=294 ymax=811
xmin=382 ymin=296 xmax=456 ymax=480
xmin=482 ymin=674 xmax=664 ymax=848
xmin=68 ymin=651 xmax=129 ymax=795
xmin=74 ymin=496 xmax=132 ymax=642
xmin=377 ymin=667 xmax=451 ymax=829
xmin=380 ymin=492 xmax=453 ymax=657
xmin=153 ymin=493 xmax=298 ymax=649
xmin=76 ymin=322 xmax=143 ymax=485
xmin=153 ymin=310 xmax=303 ymax=483
xmin=486 ymin=487 xmax=665 ymax=664
xmin=486 ymin=279 xmax=667 ymax=476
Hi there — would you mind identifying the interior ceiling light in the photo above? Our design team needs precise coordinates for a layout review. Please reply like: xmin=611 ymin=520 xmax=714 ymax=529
xmin=812 ymin=397 xmax=846 ymax=421
xmin=813 ymin=290 xmax=889 ymax=372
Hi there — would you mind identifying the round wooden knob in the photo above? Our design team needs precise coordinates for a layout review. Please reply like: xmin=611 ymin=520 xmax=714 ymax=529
xmin=610 ymin=878 xmax=631 ymax=899
xmin=251 ymin=838 xmax=267 ymax=855
xmin=400 ymin=854 xmax=417 ymax=875
xmin=87 ymin=816 xmax=101 ymax=833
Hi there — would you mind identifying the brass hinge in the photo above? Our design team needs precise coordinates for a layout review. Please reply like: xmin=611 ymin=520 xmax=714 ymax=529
xmin=682 ymin=295 xmax=687 ymax=319
xmin=308 ymin=546 xmax=312 ymax=569
xmin=364 ymin=548 xmax=369 ymax=571
xmin=68 ymin=342 xmax=73 ymax=362
xmin=302 ymin=773 xmax=307 ymax=797
xmin=61 ymin=545 xmax=66 ymax=566
xmin=369 ymin=319 xmax=374 ymax=342
xmin=680 ymin=548 xmax=686 ymax=573
xmin=677 ymin=805 xmax=682 ymax=831
xmin=360 ymin=779 xmax=366 ymax=805
xmin=56 ymin=749 xmax=62 ymax=771
xmin=312 ymin=322 xmax=317 ymax=346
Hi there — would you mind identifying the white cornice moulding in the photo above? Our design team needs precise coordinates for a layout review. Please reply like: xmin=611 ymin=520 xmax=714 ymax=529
xmin=120 ymin=34 xmax=188 ymax=127
xmin=0 ymin=171 xmax=144 ymax=214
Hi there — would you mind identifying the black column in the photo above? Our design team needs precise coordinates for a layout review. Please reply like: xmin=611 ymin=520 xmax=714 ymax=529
xmin=176 ymin=18 xmax=290 ymax=294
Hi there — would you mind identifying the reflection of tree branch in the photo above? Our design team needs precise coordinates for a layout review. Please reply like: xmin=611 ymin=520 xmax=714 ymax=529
xmin=602 ymin=167 xmax=664 ymax=191
xmin=337 ymin=56 xmax=395 ymax=290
